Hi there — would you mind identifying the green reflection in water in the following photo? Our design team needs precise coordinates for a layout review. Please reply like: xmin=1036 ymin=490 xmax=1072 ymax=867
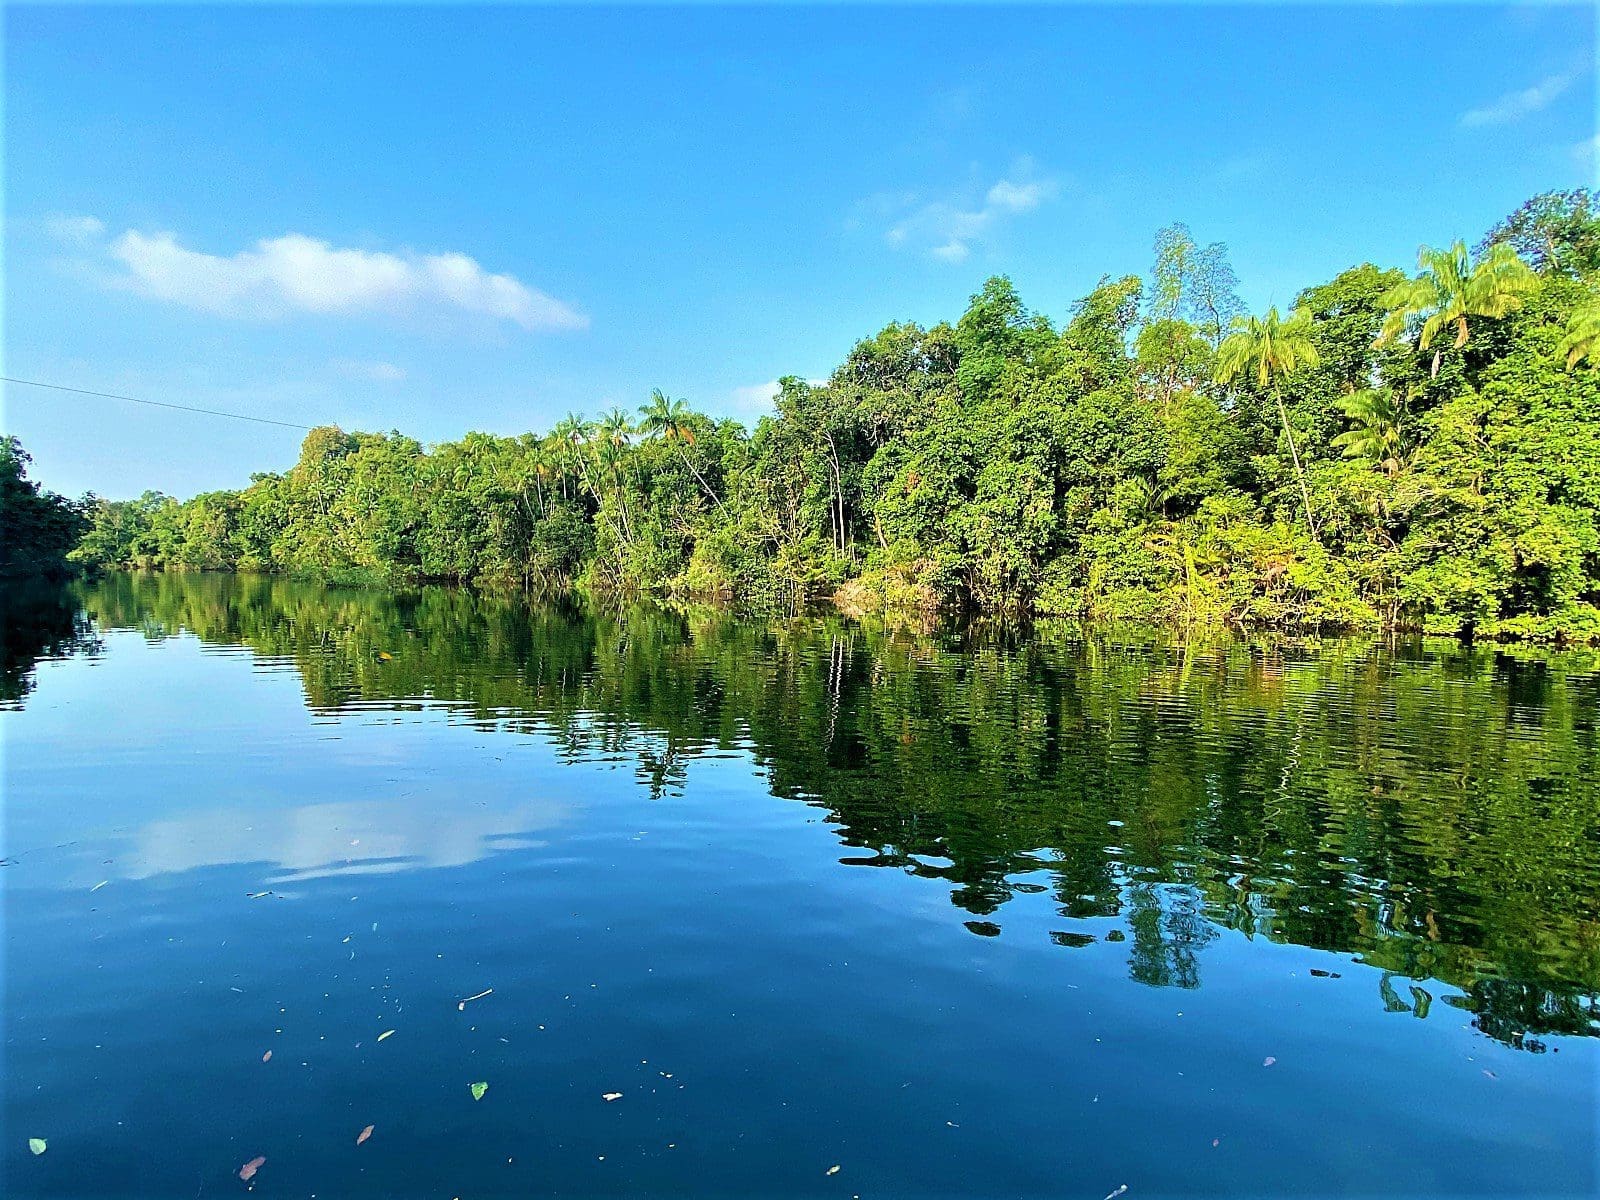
xmin=26 ymin=570 xmax=1600 ymax=1049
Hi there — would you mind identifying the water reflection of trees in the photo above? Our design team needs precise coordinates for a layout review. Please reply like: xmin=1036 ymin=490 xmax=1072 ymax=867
xmin=51 ymin=573 xmax=1600 ymax=1046
xmin=1 ymin=580 xmax=101 ymax=704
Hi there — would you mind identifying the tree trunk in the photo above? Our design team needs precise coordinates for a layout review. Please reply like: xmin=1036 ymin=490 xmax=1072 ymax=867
xmin=676 ymin=443 xmax=728 ymax=517
xmin=822 ymin=430 xmax=846 ymax=556
xmin=1275 ymin=390 xmax=1321 ymax=545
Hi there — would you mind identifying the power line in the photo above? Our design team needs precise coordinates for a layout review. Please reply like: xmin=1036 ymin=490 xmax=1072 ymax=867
xmin=1 ymin=376 xmax=314 ymax=431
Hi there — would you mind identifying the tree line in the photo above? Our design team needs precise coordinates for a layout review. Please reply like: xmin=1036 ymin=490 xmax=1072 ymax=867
xmin=50 ymin=189 xmax=1600 ymax=638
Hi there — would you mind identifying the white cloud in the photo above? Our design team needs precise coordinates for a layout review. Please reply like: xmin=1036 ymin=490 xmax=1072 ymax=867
xmin=1460 ymin=70 xmax=1577 ymax=127
xmin=877 ymin=163 xmax=1058 ymax=263
xmin=731 ymin=380 xmax=783 ymax=413
xmin=332 ymin=358 xmax=407 ymax=383
xmin=44 ymin=213 xmax=106 ymax=246
xmin=984 ymin=179 xmax=1050 ymax=213
xmin=58 ymin=219 xmax=586 ymax=332
xmin=725 ymin=378 xmax=827 ymax=422
xmin=119 ymin=793 xmax=567 ymax=882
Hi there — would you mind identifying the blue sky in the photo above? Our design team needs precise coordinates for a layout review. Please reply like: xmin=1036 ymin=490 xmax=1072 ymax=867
xmin=5 ymin=3 xmax=1594 ymax=499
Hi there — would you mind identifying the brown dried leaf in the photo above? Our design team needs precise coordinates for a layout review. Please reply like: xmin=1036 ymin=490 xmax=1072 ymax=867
xmin=262 ymin=1050 xmax=272 ymax=1063
xmin=357 ymin=1125 xmax=374 ymax=1145
xmin=239 ymin=1156 xmax=265 ymax=1182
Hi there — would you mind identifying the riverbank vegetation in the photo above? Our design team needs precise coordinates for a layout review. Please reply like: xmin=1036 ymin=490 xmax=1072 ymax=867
xmin=62 ymin=190 xmax=1600 ymax=638
xmin=1 ymin=436 xmax=87 ymax=579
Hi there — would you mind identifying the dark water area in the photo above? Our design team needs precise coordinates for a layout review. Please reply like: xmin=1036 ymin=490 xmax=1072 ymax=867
xmin=4 ymin=572 xmax=1599 ymax=1198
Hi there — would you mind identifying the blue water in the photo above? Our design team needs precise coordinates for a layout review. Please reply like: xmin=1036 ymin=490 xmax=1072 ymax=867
xmin=4 ymin=575 xmax=1597 ymax=1198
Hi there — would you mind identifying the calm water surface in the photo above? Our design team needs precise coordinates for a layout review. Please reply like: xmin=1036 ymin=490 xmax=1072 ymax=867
xmin=4 ymin=573 xmax=1599 ymax=1198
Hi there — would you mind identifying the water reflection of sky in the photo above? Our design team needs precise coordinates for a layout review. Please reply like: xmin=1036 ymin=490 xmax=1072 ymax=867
xmin=5 ymin=632 xmax=571 ymax=887
xmin=123 ymin=794 xmax=566 ymax=882
xmin=6 ymin=609 xmax=1600 ymax=1199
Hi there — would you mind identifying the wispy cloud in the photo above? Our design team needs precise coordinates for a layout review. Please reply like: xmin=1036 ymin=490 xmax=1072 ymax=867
xmin=730 ymin=380 xmax=783 ymax=415
xmin=48 ymin=217 xmax=587 ymax=332
xmin=725 ymin=378 xmax=827 ymax=422
xmin=873 ymin=162 xmax=1058 ymax=263
xmin=1460 ymin=70 xmax=1578 ymax=127
xmin=44 ymin=213 xmax=106 ymax=246
xmin=332 ymin=358 xmax=407 ymax=383
xmin=931 ymin=85 xmax=976 ymax=123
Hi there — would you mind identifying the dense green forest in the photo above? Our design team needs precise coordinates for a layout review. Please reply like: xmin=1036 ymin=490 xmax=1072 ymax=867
xmin=56 ymin=190 xmax=1600 ymax=638
xmin=33 ymin=571 xmax=1600 ymax=1047
xmin=0 ymin=435 xmax=87 ymax=578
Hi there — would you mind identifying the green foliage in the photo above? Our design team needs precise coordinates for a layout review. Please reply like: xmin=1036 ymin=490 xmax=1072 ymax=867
xmin=60 ymin=193 xmax=1600 ymax=640
xmin=1 ymin=436 xmax=87 ymax=578
xmin=1559 ymin=300 xmax=1600 ymax=369
xmin=1146 ymin=221 xmax=1245 ymax=346
xmin=1215 ymin=306 xmax=1323 ymax=541
xmin=1331 ymin=389 xmax=1408 ymax=476
xmin=1480 ymin=188 xmax=1600 ymax=277
xmin=1377 ymin=241 xmax=1539 ymax=363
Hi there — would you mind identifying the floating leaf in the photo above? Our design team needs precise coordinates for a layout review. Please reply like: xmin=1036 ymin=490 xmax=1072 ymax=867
xmin=377 ymin=1030 xmax=395 ymax=1042
xmin=262 ymin=1050 xmax=272 ymax=1063
xmin=28 ymin=1138 xmax=47 ymax=1156
xmin=826 ymin=1165 xmax=840 ymax=1175
xmin=1262 ymin=1056 xmax=1277 ymax=1067
xmin=470 ymin=1081 xmax=488 ymax=1101
xmin=357 ymin=1125 xmax=374 ymax=1145
xmin=239 ymin=1156 xmax=265 ymax=1181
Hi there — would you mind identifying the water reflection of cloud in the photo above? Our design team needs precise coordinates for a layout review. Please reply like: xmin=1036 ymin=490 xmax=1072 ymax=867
xmin=123 ymin=796 xmax=567 ymax=881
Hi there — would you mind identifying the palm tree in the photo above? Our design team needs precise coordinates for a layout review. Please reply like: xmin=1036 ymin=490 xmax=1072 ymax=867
xmin=552 ymin=413 xmax=596 ymax=496
xmin=1559 ymin=301 xmax=1600 ymax=369
xmin=1376 ymin=241 xmax=1538 ymax=375
xmin=637 ymin=389 xmax=726 ymax=515
xmin=596 ymin=408 xmax=637 ymax=542
xmin=598 ymin=407 xmax=634 ymax=448
xmin=1215 ymin=306 xmax=1323 ymax=542
xmin=503 ymin=437 xmax=543 ymax=519
xmin=1130 ymin=474 xmax=1172 ymax=518
xmin=552 ymin=412 xmax=632 ymax=549
xmin=1331 ymin=389 xmax=1408 ymax=477
xmin=530 ymin=444 xmax=553 ymax=514
xmin=594 ymin=437 xmax=635 ymax=544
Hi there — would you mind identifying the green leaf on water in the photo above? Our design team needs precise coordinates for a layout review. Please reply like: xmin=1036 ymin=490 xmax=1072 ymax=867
xmin=470 ymin=1081 xmax=488 ymax=1101
xmin=28 ymin=1139 xmax=47 ymax=1156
